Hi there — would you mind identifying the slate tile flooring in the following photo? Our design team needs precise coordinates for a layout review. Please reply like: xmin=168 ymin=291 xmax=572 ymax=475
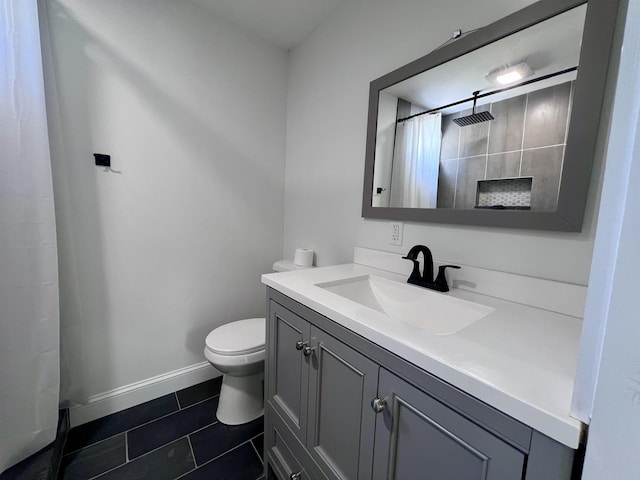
xmin=0 ymin=409 xmax=69 ymax=480
xmin=60 ymin=377 xmax=265 ymax=480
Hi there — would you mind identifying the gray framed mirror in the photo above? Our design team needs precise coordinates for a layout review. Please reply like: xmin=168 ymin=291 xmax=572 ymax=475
xmin=362 ymin=0 xmax=619 ymax=231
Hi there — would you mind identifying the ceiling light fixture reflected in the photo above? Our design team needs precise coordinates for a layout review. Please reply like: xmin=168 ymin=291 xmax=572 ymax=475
xmin=486 ymin=62 xmax=534 ymax=86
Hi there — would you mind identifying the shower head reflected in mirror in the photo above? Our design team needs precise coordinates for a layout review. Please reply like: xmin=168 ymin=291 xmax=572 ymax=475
xmin=452 ymin=90 xmax=495 ymax=127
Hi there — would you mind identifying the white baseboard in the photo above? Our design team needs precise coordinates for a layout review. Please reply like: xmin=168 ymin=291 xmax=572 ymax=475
xmin=69 ymin=362 xmax=221 ymax=427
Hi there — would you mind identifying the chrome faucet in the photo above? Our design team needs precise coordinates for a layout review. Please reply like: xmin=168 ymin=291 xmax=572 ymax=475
xmin=402 ymin=245 xmax=460 ymax=292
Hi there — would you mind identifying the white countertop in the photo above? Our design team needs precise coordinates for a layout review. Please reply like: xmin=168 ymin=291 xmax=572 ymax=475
xmin=262 ymin=263 xmax=583 ymax=449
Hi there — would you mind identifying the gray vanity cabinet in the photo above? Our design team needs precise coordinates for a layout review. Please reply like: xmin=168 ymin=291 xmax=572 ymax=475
xmin=265 ymin=288 xmax=577 ymax=480
xmin=372 ymin=369 xmax=525 ymax=479
xmin=267 ymin=300 xmax=379 ymax=480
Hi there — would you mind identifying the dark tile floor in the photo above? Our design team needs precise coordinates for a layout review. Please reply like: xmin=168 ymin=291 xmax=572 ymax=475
xmin=59 ymin=377 xmax=265 ymax=480
xmin=0 ymin=410 xmax=68 ymax=480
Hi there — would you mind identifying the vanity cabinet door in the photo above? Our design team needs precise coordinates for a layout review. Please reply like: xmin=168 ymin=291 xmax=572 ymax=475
xmin=267 ymin=300 xmax=312 ymax=444
xmin=306 ymin=326 xmax=379 ymax=480
xmin=373 ymin=369 xmax=525 ymax=480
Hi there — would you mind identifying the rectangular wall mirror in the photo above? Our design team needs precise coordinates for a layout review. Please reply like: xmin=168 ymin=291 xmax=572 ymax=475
xmin=362 ymin=0 xmax=619 ymax=231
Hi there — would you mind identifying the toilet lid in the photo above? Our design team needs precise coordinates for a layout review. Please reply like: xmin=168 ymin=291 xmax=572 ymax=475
xmin=205 ymin=317 xmax=265 ymax=355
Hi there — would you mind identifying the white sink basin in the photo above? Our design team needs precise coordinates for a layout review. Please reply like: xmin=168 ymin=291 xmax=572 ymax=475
xmin=316 ymin=275 xmax=494 ymax=335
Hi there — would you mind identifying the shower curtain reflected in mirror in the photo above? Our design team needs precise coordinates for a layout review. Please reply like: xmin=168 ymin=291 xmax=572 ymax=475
xmin=0 ymin=0 xmax=60 ymax=474
xmin=389 ymin=113 xmax=442 ymax=208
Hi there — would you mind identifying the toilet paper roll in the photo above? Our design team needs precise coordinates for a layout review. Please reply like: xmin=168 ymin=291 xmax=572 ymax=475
xmin=293 ymin=248 xmax=314 ymax=267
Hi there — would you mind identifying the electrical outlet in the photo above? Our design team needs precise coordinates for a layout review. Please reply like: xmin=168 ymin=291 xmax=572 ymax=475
xmin=389 ymin=221 xmax=403 ymax=246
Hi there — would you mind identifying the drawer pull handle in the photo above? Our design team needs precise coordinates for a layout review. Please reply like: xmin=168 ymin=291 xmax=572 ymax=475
xmin=371 ymin=397 xmax=386 ymax=413
xmin=290 ymin=472 xmax=302 ymax=480
xmin=295 ymin=340 xmax=306 ymax=351
xmin=302 ymin=345 xmax=315 ymax=357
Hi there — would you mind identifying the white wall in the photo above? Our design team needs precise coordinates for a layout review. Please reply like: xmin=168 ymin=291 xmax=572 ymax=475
xmin=284 ymin=0 xmax=612 ymax=285
xmin=579 ymin=0 xmax=640 ymax=476
xmin=42 ymin=0 xmax=287 ymax=400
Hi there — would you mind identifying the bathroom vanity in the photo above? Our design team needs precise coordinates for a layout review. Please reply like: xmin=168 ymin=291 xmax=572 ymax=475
xmin=261 ymin=254 xmax=584 ymax=480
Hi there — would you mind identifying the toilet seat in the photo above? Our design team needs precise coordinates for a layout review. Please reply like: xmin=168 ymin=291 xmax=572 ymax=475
xmin=205 ymin=317 xmax=265 ymax=356
xmin=204 ymin=348 xmax=265 ymax=372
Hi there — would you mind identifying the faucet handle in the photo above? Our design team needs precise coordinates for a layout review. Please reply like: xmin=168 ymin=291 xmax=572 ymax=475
xmin=402 ymin=255 xmax=421 ymax=281
xmin=434 ymin=265 xmax=461 ymax=292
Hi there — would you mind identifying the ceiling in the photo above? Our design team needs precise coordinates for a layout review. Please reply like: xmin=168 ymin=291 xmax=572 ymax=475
xmin=384 ymin=4 xmax=586 ymax=114
xmin=193 ymin=0 xmax=346 ymax=50
xmin=190 ymin=1 xmax=585 ymax=106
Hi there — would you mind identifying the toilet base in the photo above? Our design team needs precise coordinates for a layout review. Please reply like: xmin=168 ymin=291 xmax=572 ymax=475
xmin=216 ymin=371 xmax=264 ymax=425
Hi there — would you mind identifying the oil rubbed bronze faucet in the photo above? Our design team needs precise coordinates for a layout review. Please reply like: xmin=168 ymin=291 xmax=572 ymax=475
xmin=402 ymin=245 xmax=460 ymax=292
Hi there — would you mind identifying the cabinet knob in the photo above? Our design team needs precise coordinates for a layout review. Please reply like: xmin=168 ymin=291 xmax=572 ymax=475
xmin=371 ymin=397 xmax=386 ymax=413
xmin=290 ymin=472 xmax=302 ymax=480
xmin=302 ymin=345 xmax=315 ymax=357
xmin=295 ymin=340 xmax=306 ymax=351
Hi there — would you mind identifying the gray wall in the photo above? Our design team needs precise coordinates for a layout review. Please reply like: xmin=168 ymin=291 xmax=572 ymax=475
xmin=438 ymin=82 xmax=573 ymax=210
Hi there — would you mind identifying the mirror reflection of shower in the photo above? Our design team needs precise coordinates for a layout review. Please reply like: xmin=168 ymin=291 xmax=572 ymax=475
xmin=371 ymin=3 xmax=585 ymax=211
xmin=388 ymin=112 xmax=442 ymax=208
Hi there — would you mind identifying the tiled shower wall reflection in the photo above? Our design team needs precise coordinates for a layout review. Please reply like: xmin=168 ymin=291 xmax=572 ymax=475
xmin=437 ymin=81 xmax=573 ymax=210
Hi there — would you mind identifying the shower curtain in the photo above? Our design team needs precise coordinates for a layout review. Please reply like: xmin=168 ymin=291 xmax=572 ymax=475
xmin=0 ymin=0 xmax=60 ymax=474
xmin=389 ymin=113 xmax=442 ymax=208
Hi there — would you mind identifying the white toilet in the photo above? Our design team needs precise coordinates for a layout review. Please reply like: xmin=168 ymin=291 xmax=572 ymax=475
xmin=204 ymin=259 xmax=312 ymax=425
xmin=204 ymin=317 xmax=266 ymax=425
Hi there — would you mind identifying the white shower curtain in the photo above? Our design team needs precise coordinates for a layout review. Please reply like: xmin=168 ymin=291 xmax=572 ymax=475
xmin=389 ymin=113 xmax=442 ymax=208
xmin=0 ymin=0 xmax=60 ymax=474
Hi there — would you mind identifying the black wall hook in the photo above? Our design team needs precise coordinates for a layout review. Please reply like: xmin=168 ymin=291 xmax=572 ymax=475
xmin=93 ymin=153 xmax=110 ymax=167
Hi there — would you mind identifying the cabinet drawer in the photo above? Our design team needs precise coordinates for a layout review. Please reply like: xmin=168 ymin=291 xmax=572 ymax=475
xmin=267 ymin=406 xmax=327 ymax=480
xmin=268 ymin=427 xmax=309 ymax=480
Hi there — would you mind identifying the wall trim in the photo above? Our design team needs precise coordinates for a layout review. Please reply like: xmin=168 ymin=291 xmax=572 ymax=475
xmin=69 ymin=362 xmax=221 ymax=427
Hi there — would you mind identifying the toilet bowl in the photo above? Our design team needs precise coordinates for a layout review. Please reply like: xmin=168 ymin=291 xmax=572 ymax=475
xmin=203 ymin=258 xmax=313 ymax=425
xmin=204 ymin=317 xmax=265 ymax=425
